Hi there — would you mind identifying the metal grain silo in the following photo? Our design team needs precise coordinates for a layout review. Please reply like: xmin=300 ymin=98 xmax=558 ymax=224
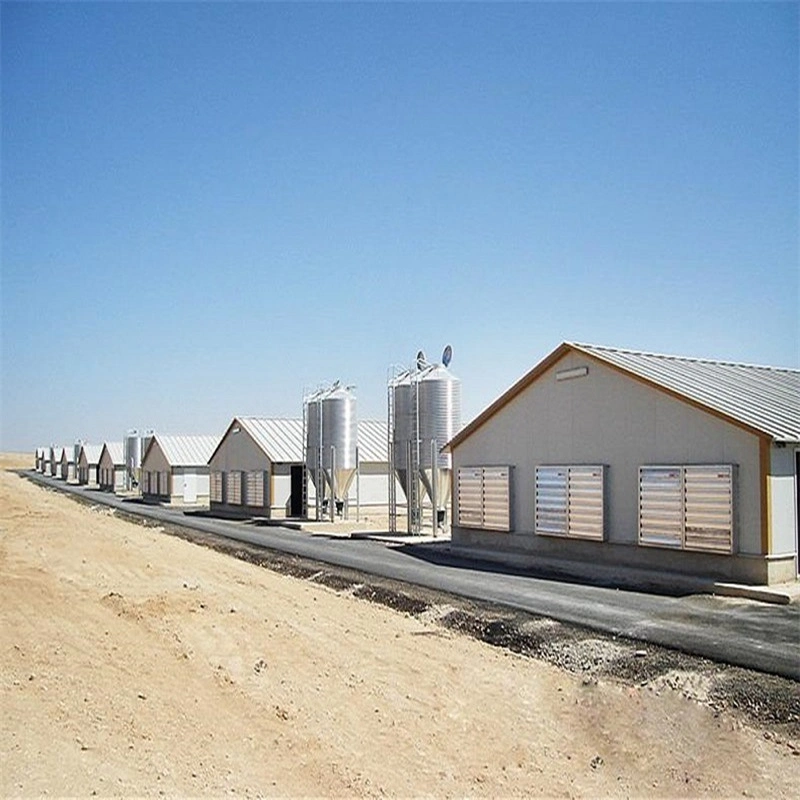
xmin=305 ymin=390 xmax=323 ymax=486
xmin=124 ymin=430 xmax=143 ymax=490
xmin=391 ymin=371 xmax=415 ymax=498
xmin=320 ymin=385 xmax=357 ymax=508
xmin=417 ymin=364 xmax=461 ymax=513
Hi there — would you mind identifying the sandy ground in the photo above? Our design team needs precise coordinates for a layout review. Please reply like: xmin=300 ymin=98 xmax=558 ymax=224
xmin=2 ymin=454 xmax=799 ymax=798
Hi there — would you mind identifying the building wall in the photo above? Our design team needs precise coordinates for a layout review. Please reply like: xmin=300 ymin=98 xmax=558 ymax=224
xmin=347 ymin=463 xmax=399 ymax=508
xmin=78 ymin=458 xmax=98 ymax=486
xmin=450 ymin=351 xmax=791 ymax=584
xmin=770 ymin=446 xmax=799 ymax=560
xmin=209 ymin=428 xmax=273 ymax=516
xmin=170 ymin=466 xmax=210 ymax=504
xmin=98 ymin=451 xmax=126 ymax=492
xmin=141 ymin=441 xmax=170 ymax=500
xmin=60 ymin=459 xmax=77 ymax=482
xmin=209 ymin=428 xmax=268 ymax=472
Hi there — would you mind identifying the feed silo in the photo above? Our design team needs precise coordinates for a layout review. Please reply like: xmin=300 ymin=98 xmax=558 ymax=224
xmin=387 ymin=346 xmax=461 ymax=533
xmin=320 ymin=385 xmax=358 ymax=513
xmin=124 ymin=430 xmax=141 ymax=490
xmin=142 ymin=431 xmax=155 ymax=460
xmin=304 ymin=383 xmax=358 ymax=519
xmin=417 ymin=363 xmax=461 ymax=519
xmin=390 ymin=370 xmax=414 ymax=500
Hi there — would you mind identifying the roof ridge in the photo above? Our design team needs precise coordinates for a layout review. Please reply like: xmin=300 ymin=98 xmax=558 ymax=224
xmin=239 ymin=416 xmax=301 ymax=421
xmin=569 ymin=342 xmax=799 ymax=373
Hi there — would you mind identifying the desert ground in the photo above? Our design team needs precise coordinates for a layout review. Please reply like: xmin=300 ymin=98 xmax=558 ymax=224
xmin=2 ymin=453 xmax=799 ymax=798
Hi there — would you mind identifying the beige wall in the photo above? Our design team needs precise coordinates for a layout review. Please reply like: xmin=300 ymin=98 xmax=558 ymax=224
xmin=141 ymin=441 xmax=210 ymax=504
xmin=142 ymin=441 xmax=169 ymax=473
xmin=60 ymin=457 xmax=76 ymax=482
xmin=78 ymin=456 xmax=98 ymax=486
xmin=209 ymin=428 xmax=274 ymax=515
xmin=770 ymin=446 xmax=798 ymax=559
xmin=209 ymin=428 xmax=270 ymax=472
xmin=170 ymin=466 xmax=210 ymax=504
xmin=453 ymin=351 xmax=764 ymax=558
xmin=98 ymin=450 xmax=126 ymax=492
xmin=349 ymin=465 xmax=402 ymax=508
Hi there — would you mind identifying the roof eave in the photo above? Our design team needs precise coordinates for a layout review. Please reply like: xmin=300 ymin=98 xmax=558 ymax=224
xmin=447 ymin=340 xmax=790 ymax=452
xmin=568 ymin=343 xmax=783 ymax=442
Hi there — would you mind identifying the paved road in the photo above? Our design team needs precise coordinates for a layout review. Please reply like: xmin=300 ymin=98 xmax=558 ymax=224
xmin=22 ymin=472 xmax=800 ymax=680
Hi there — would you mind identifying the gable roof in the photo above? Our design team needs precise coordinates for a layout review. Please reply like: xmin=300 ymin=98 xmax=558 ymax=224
xmin=60 ymin=447 xmax=76 ymax=463
xmin=147 ymin=434 xmax=219 ymax=467
xmin=210 ymin=417 xmax=390 ymax=465
xmin=356 ymin=419 xmax=389 ymax=462
xmin=100 ymin=441 xmax=125 ymax=465
xmin=447 ymin=342 xmax=800 ymax=450
xmin=79 ymin=444 xmax=103 ymax=464
xmin=237 ymin=418 xmax=304 ymax=463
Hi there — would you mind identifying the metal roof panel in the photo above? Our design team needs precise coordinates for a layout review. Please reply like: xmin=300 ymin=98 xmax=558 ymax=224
xmin=356 ymin=420 xmax=389 ymax=462
xmin=79 ymin=444 xmax=104 ymax=464
xmin=101 ymin=441 xmax=125 ymax=465
xmin=233 ymin=417 xmax=389 ymax=464
xmin=154 ymin=434 xmax=219 ymax=467
xmin=571 ymin=343 xmax=800 ymax=442
xmin=238 ymin=418 xmax=305 ymax=463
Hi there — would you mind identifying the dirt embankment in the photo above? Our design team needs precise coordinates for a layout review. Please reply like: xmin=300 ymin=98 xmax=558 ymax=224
xmin=2 ymin=461 xmax=799 ymax=797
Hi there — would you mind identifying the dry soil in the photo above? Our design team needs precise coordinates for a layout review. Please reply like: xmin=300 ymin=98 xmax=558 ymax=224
xmin=2 ymin=454 xmax=799 ymax=798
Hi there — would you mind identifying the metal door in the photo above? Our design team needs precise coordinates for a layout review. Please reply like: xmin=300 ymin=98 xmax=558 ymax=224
xmin=183 ymin=473 xmax=197 ymax=504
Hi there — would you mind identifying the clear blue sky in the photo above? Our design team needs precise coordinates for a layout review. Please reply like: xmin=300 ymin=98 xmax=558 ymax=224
xmin=1 ymin=1 xmax=797 ymax=452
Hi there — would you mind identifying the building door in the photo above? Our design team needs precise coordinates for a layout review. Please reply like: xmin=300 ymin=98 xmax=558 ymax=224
xmin=183 ymin=473 xmax=197 ymax=504
xmin=290 ymin=465 xmax=304 ymax=517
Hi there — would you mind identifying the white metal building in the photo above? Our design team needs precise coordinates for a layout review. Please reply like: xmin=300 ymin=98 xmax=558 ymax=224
xmin=141 ymin=434 xmax=219 ymax=505
xmin=78 ymin=444 xmax=103 ymax=487
xmin=48 ymin=446 xmax=62 ymax=477
xmin=59 ymin=447 xmax=77 ymax=482
xmin=98 ymin=442 xmax=126 ymax=492
xmin=447 ymin=342 xmax=800 ymax=587
xmin=208 ymin=417 xmax=395 ymax=519
xmin=208 ymin=418 xmax=308 ymax=518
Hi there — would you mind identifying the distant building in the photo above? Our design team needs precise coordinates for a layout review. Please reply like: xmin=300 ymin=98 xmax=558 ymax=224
xmin=208 ymin=418 xmax=307 ymax=518
xmin=48 ymin=445 xmax=62 ymax=477
xmin=59 ymin=446 xmax=77 ymax=482
xmin=141 ymin=434 xmax=219 ymax=505
xmin=77 ymin=444 xmax=103 ymax=487
xmin=208 ymin=417 xmax=396 ymax=519
xmin=98 ymin=442 xmax=126 ymax=492
xmin=447 ymin=342 xmax=800 ymax=587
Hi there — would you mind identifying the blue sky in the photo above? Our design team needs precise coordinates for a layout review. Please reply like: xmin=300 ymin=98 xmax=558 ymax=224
xmin=1 ymin=1 xmax=797 ymax=452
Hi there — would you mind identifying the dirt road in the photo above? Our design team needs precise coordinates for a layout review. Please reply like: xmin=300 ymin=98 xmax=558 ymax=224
xmin=2 ymin=456 xmax=798 ymax=797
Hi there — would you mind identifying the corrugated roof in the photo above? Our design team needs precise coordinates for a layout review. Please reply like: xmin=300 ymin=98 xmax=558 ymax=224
xmin=357 ymin=420 xmax=389 ymax=462
xmin=80 ymin=444 xmax=103 ymax=464
xmin=226 ymin=417 xmax=390 ymax=464
xmin=571 ymin=343 xmax=800 ymax=442
xmin=151 ymin=434 xmax=219 ymax=467
xmin=448 ymin=341 xmax=800 ymax=450
xmin=101 ymin=441 xmax=125 ymax=465
xmin=238 ymin=418 xmax=304 ymax=463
